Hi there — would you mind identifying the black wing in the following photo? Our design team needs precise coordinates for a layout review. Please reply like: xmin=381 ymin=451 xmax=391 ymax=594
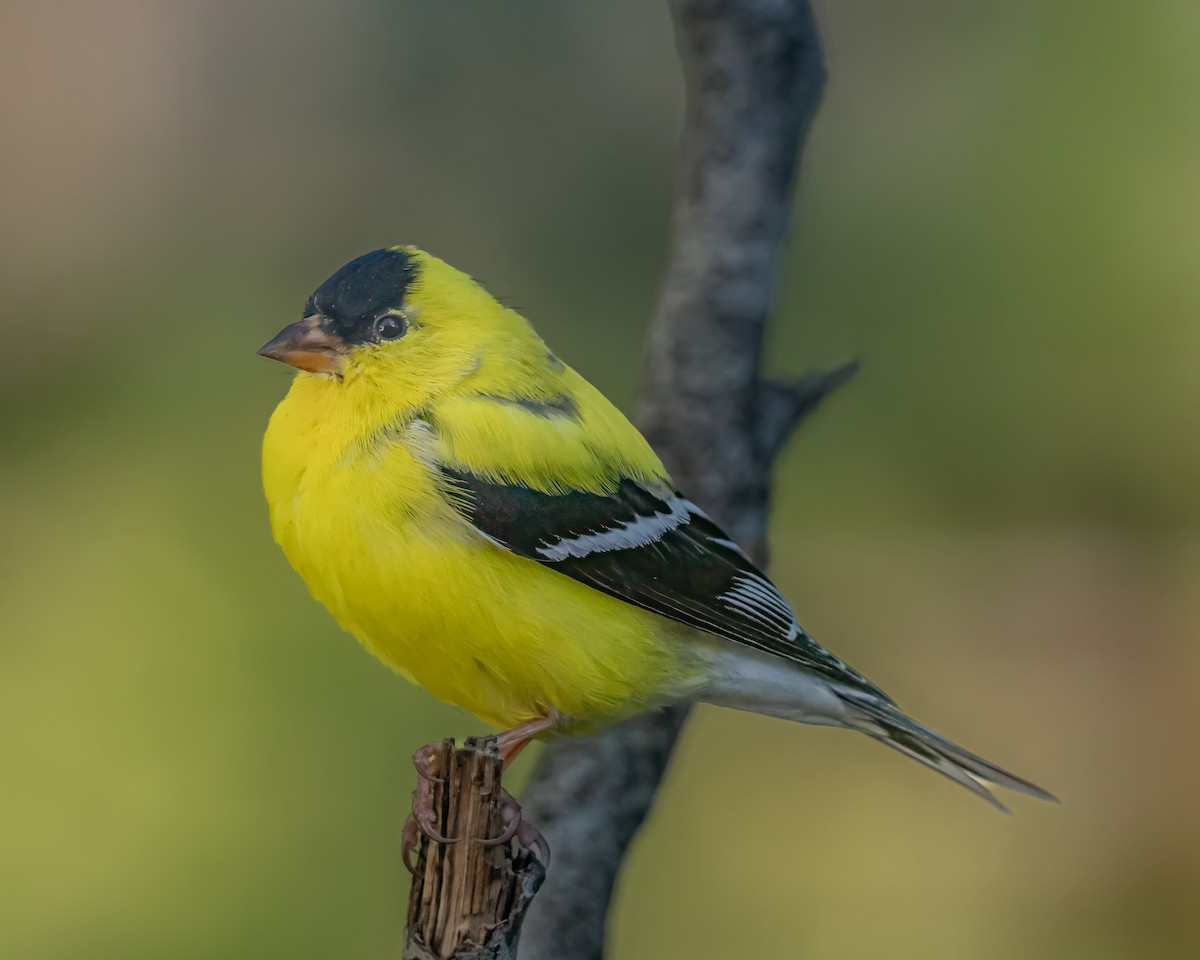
xmin=439 ymin=466 xmax=886 ymax=697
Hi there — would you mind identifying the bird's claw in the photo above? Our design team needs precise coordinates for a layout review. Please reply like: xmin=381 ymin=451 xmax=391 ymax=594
xmin=480 ymin=806 xmax=519 ymax=847
xmin=401 ymin=815 xmax=421 ymax=877
xmin=401 ymin=810 xmax=460 ymax=877
xmin=412 ymin=809 xmax=459 ymax=845
xmin=412 ymin=742 xmax=446 ymax=783
xmin=515 ymin=819 xmax=551 ymax=866
xmin=401 ymin=752 xmax=460 ymax=875
xmin=480 ymin=789 xmax=550 ymax=866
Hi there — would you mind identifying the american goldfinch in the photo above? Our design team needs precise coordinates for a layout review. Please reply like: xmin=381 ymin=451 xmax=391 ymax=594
xmin=259 ymin=246 xmax=1053 ymax=812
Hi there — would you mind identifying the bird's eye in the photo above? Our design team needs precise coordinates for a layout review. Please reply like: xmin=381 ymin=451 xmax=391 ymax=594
xmin=373 ymin=312 xmax=408 ymax=341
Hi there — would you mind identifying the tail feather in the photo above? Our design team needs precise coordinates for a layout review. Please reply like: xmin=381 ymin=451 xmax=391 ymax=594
xmin=836 ymin=689 xmax=1058 ymax=810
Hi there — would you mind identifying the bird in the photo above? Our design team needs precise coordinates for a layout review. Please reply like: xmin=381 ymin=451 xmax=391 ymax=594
xmin=259 ymin=245 xmax=1055 ymax=845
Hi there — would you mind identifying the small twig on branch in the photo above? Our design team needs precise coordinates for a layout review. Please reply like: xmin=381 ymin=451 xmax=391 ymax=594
xmin=405 ymin=739 xmax=545 ymax=960
xmin=519 ymin=2 xmax=844 ymax=958
xmin=758 ymin=359 xmax=861 ymax=461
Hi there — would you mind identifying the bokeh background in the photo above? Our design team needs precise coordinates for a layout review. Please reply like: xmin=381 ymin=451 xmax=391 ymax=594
xmin=2 ymin=1 xmax=1197 ymax=958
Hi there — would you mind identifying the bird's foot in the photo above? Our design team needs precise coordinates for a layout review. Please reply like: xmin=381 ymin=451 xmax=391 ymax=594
xmin=402 ymin=737 xmax=551 ymax=875
xmin=481 ymin=788 xmax=550 ymax=866
xmin=402 ymin=743 xmax=459 ymax=876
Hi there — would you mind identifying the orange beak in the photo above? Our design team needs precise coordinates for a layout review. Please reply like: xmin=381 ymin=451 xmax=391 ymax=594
xmin=258 ymin=315 xmax=346 ymax=377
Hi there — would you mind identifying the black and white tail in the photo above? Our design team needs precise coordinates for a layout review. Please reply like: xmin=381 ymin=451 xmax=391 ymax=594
xmin=836 ymin=688 xmax=1058 ymax=811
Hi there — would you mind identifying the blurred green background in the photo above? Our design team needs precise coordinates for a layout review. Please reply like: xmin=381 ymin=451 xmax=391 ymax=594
xmin=2 ymin=1 xmax=1197 ymax=957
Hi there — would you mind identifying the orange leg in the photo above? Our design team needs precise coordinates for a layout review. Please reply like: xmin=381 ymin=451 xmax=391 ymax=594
xmin=496 ymin=714 xmax=562 ymax=768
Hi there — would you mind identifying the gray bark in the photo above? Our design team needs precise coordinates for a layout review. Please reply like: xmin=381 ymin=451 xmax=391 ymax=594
xmin=518 ymin=2 xmax=845 ymax=958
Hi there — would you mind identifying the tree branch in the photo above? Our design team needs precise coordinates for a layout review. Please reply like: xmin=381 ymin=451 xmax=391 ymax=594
xmin=518 ymin=2 xmax=840 ymax=958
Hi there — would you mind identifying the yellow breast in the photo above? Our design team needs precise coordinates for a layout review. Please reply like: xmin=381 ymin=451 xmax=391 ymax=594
xmin=262 ymin=374 xmax=703 ymax=731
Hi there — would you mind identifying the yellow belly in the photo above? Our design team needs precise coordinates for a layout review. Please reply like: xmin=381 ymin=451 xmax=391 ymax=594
xmin=264 ymin=404 xmax=702 ymax=731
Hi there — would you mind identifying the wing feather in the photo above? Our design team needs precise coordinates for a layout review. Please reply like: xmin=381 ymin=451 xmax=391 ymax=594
xmin=438 ymin=465 xmax=889 ymax=699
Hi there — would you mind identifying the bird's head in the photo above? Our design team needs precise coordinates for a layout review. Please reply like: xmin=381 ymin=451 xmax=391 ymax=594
xmin=259 ymin=246 xmax=537 ymax=401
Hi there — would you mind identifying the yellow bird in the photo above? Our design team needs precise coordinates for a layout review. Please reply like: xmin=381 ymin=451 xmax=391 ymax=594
xmin=259 ymin=246 xmax=1054 ymax=819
